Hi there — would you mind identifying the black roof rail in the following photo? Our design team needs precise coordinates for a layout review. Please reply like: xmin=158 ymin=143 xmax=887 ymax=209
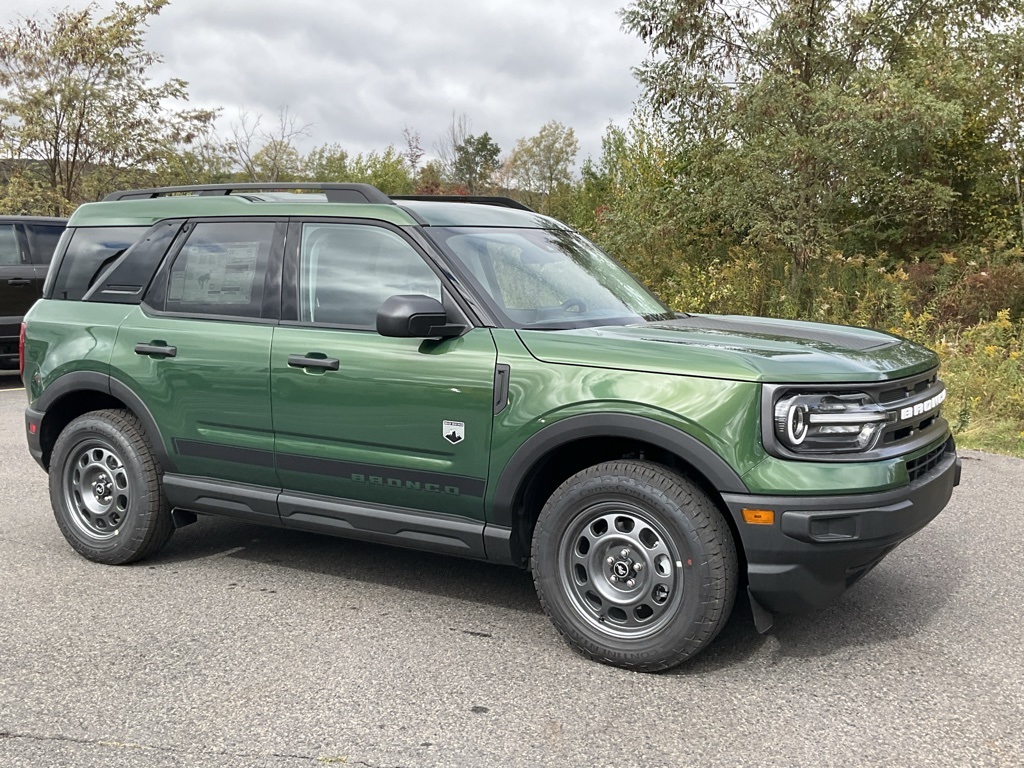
xmin=103 ymin=182 xmax=394 ymax=205
xmin=392 ymin=195 xmax=535 ymax=212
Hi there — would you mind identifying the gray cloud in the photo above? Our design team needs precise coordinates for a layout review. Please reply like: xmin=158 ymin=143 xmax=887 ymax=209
xmin=5 ymin=0 xmax=648 ymax=166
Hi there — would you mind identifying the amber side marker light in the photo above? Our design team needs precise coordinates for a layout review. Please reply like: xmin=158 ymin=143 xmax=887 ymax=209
xmin=742 ymin=508 xmax=775 ymax=525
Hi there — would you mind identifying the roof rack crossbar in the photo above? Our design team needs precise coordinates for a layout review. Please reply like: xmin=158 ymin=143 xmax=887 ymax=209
xmin=104 ymin=182 xmax=394 ymax=205
xmin=392 ymin=195 xmax=535 ymax=212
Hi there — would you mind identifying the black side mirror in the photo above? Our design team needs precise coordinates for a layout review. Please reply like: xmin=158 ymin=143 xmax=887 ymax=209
xmin=376 ymin=295 xmax=464 ymax=338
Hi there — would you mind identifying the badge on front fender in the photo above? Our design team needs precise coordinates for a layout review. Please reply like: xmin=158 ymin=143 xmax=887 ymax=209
xmin=443 ymin=420 xmax=465 ymax=444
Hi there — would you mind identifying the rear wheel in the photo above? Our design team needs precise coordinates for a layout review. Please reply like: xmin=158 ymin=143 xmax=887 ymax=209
xmin=49 ymin=409 xmax=173 ymax=564
xmin=532 ymin=460 xmax=737 ymax=671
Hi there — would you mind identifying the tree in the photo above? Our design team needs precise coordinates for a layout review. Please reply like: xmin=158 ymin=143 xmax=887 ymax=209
xmin=229 ymin=107 xmax=310 ymax=182
xmin=621 ymin=0 xmax=1024 ymax=288
xmin=453 ymin=133 xmax=501 ymax=194
xmin=402 ymin=126 xmax=425 ymax=174
xmin=0 ymin=0 xmax=215 ymax=214
xmin=507 ymin=120 xmax=579 ymax=211
xmin=304 ymin=143 xmax=350 ymax=181
xmin=153 ymin=121 xmax=235 ymax=187
xmin=434 ymin=112 xmax=471 ymax=184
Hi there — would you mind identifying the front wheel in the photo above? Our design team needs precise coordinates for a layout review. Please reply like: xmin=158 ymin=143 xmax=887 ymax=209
xmin=532 ymin=460 xmax=737 ymax=671
xmin=49 ymin=409 xmax=173 ymax=564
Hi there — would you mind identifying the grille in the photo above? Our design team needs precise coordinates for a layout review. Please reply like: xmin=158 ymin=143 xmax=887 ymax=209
xmin=871 ymin=370 xmax=947 ymax=452
xmin=906 ymin=440 xmax=951 ymax=481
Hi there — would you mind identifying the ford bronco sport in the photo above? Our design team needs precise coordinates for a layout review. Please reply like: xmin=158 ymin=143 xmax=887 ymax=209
xmin=22 ymin=183 xmax=960 ymax=671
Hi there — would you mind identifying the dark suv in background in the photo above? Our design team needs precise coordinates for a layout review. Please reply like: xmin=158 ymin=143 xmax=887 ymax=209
xmin=0 ymin=215 xmax=66 ymax=368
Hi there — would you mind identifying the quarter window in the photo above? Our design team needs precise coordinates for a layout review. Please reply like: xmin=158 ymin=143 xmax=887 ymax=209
xmin=163 ymin=222 xmax=274 ymax=318
xmin=50 ymin=227 xmax=148 ymax=301
xmin=299 ymin=224 xmax=441 ymax=327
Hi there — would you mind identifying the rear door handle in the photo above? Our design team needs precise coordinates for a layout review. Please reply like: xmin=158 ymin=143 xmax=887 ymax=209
xmin=135 ymin=343 xmax=177 ymax=358
xmin=288 ymin=353 xmax=340 ymax=371
xmin=7 ymin=278 xmax=31 ymax=287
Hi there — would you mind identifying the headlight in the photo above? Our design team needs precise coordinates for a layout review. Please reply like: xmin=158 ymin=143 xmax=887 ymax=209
xmin=774 ymin=392 xmax=891 ymax=453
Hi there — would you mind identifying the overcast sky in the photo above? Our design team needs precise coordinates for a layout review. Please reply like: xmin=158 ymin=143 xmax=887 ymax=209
xmin=3 ymin=0 xmax=650 ymax=168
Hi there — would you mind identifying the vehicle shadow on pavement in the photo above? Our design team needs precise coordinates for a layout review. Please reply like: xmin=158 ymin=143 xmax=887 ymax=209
xmin=769 ymin=560 xmax=956 ymax=659
xmin=152 ymin=515 xmax=543 ymax=615
xmin=150 ymin=515 xmax=959 ymax=671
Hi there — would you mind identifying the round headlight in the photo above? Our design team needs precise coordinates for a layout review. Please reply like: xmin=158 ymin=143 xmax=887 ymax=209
xmin=786 ymin=402 xmax=809 ymax=445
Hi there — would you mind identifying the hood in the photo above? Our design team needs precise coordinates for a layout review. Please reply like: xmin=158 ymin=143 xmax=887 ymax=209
xmin=516 ymin=314 xmax=938 ymax=383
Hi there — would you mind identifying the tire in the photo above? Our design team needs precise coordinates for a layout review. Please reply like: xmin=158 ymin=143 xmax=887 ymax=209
xmin=48 ymin=409 xmax=174 ymax=564
xmin=531 ymin=460 xmax=737 ymax=672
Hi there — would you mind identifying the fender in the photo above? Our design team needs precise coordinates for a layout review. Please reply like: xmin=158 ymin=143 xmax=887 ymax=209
xmin=34 ymin=371 xmax=176 ymax=472
xmin=489 ymin=412 xmax=749 ymax=529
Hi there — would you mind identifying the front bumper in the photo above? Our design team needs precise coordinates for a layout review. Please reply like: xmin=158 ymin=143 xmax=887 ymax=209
xmin=723 ymin=439 xmax=960 ymax=614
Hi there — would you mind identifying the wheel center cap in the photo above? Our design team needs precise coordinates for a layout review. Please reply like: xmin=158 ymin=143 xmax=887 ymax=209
xmin=612 ymin=561 xmax=631 ymax=579
xmin=93 ymin=477 xmax=110 ymax=498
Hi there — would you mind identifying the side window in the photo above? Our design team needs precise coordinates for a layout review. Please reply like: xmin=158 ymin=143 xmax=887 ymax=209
xmin=164 ymin=221 xmax=275 ymax=318
xmin=50 ymin=227 xmax=149 ymax=301
xmin=26 ymin=224 xmax=66 ymax=265
xmin=299 ymin=224 xmax=441 ymax=327
xmin=0 ymin=224 xmax=21 ymax=266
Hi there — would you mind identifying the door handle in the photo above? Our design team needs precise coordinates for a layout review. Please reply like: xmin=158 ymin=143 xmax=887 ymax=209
xmin=7 ymin=278 xmax=31 ymax=287
xmin=288 ymin=353 xmax=340 ymax=371
xmin=135 ymin=342 xmax=177 ymax=358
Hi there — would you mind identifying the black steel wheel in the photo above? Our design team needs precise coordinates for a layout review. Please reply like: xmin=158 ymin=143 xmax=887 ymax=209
xmin=532 ymin=460 xmax=737 ymax=671
xmin=49 ymin=409 xmax=173 ymax=564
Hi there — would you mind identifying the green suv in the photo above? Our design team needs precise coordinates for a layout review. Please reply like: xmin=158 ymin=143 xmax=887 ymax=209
xmin=22 ymin=183 xmax=960 ymax=671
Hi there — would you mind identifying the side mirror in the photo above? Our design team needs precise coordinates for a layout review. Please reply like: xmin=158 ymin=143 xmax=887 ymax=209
xmin=376 ymin=294 xmax=464 ymax=338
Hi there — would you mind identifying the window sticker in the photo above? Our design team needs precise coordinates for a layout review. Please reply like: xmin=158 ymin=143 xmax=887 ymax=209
xmin=169 ymin=241 xmax=259 ymax=304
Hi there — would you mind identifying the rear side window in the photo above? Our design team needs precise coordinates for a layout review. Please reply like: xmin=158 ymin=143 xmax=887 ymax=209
xmin=26 ymin=224 xmax=66 ymax=265
xmin=0 ymin=224 xmax=21 ymax=266
xmin=162 ymin=221 xmax=275 ymax=318
xmin=50 ymin=227 xmax=148 ymax=301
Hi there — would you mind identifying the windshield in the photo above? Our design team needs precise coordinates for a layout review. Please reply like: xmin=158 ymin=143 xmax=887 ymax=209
xmin=427 ymin=226 xmax=672 ymax=329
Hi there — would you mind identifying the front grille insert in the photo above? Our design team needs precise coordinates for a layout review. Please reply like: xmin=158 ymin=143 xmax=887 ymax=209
xmin=907 ymin=441 xmax=950 ymax=481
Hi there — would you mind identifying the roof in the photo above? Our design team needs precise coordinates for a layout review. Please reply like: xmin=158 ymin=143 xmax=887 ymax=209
xmin=67 ymin=188 xmax=568 ymax=230
xmin=0 ymin=215 xmax=67 ymax=224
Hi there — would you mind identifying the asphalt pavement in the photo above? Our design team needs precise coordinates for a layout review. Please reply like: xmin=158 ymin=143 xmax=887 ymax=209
xmin=1 ymin=379 xmax=1021 ymax=767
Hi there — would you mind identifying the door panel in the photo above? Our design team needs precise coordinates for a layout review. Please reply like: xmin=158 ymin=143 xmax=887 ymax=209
xmin=271 ymin=327 xmax=497 ymax=520
xmin=111 ymin=307 xmax=276 ymax=486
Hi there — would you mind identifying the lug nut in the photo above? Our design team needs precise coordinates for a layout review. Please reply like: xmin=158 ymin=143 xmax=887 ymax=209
xmin=620 ymin=549 xmax=629 ymax=558
xmin=606 ymin=556 xmax=615 ymax=564
xmin=626 ymin=579 xmax=636 ymax=588
xmin=609 ymin=575 xmax=618 ymax=583
xmin=633 ymin=562 xmax=643 ymax=571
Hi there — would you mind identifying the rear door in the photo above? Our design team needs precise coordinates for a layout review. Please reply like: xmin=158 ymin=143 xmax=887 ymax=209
xmin=270 ymin=220 xmax=497 ymax=542
xmin=111 ymin=219 xmax=285 ymax=513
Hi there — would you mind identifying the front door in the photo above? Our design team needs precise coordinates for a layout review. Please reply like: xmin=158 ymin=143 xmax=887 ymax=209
xmin=270 ymin=220 xmax=497 ymax=525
